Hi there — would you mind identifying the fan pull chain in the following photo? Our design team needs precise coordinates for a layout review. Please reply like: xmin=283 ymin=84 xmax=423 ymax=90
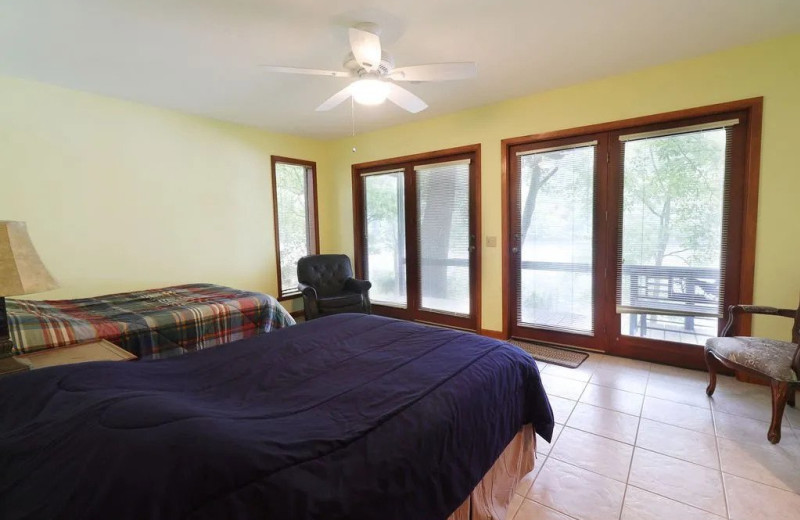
xmin=351 ymin=96 xmax=357 ymax=152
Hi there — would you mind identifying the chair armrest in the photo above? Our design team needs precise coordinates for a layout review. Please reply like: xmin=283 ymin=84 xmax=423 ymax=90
xmin=297 ymin=283 xmax=318 ymax=299
xmin=720 ymin=304 xmax=796 ymax=337
xmin=732 ymin=305 xmax=796 ymax=318
xmin=344 ymin=278 xmax=372 ymax=294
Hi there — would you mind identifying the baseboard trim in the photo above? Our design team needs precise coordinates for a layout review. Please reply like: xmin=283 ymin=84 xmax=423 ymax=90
xmin=478 ymin=329 xmax=508 ymax=340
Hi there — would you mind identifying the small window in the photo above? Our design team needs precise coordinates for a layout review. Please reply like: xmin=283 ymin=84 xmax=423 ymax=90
xmin=271 ymin=156 xmax=319 ymax=299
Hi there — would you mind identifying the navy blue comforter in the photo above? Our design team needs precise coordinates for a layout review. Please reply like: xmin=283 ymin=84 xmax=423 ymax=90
xmin=0 ymin=314 xmax=553 ymax=520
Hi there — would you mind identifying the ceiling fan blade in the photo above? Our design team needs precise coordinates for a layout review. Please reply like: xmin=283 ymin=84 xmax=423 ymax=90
xmin=261 ymin=66 xmax=352 ymax=78
xmin=349 ymin=27 xmax=382 ymax=71
xmin=388 ymin=63 xmax=477 ymax=82
xmin=386 ymin=83 xmax=427 ymax=113
xmin=316 ymin=85 xmax=353 ymax=111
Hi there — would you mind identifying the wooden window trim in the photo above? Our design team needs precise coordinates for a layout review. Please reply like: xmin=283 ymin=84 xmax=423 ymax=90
xmin=271 ymin=155 xmax=320 ymax=301
xmin=500 ymin=98 xmax=762 ymax=367
xmin=351 ymin=144 xmax=482 ymax=331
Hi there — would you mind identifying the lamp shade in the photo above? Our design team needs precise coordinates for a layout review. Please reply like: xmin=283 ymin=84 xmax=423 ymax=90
xmin=0 ymin=221 xmax=58 ymax=297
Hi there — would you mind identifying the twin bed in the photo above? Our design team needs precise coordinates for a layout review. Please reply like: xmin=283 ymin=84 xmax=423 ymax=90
xmin=0 ymin=289 xmax=553 ymax=520
xmin=7 ymin=283 xmax=295 ymax=358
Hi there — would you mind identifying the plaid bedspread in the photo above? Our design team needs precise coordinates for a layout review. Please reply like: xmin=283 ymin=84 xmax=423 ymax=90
xmin=7 ymin=283 xmax=295 ymax=359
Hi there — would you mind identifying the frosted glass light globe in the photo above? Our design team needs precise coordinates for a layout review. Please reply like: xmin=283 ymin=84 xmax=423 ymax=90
xmin=351 ymin=79 xmax=390 ymax=106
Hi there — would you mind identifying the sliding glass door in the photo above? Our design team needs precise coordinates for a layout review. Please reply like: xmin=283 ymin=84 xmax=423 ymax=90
xmin=354 ymin=147 xmax=479 ymax=330
xmin=507 ymin=105 xmax=756 ymax=365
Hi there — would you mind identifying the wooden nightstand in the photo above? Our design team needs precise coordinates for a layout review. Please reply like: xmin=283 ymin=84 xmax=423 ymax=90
xmin=9 ymin=339 xmax=136 ymax=372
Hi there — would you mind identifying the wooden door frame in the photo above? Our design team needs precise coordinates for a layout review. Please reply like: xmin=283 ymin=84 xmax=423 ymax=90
xmin=352 ymin=144 xmax=482 ymax=331
xmin=501 ymin=98 xmax=762 ymax=368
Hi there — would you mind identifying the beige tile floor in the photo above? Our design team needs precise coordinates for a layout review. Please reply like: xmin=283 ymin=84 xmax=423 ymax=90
xmin=510 ymin=353 xmax=800 ymax=520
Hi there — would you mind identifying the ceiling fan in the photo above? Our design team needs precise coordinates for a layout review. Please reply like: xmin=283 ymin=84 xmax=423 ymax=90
xmin=262 ymin=23 xmax=477 ymax=114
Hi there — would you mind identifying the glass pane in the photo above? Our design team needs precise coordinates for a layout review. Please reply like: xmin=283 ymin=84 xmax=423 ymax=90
xmin=416 ymin=163 xmax=471 ymax=316
xmin=621 ymin=313 xmax=717 ymax=346
xmin=619 ymin=128 xmax=727 ymax=345
xmin=275 ymin=162 xmax=310 ymax=294
xmin=518 ymin=145 xmax=595 ymax=334
xmin=364 ymin=172 xmax=407 ymax=307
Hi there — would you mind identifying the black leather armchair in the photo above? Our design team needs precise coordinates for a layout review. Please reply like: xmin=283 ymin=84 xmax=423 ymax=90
xmin=297 ymin=254 xmax=372 ymax=321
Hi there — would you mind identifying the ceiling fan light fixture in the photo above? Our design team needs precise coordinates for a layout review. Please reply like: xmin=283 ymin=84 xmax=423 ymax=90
xmin=350 ymin=79 xmax=390 ymax=106
xmin=265 ymin=23 xmax=475 ymax=114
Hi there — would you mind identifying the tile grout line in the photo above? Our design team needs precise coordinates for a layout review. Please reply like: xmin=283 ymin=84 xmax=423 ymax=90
xmin=519 ymin=452 xmax=551 ymax=515
xmin=720 ymin=468 xmax=800 ymax=497
xmin=574 ymin=393 xmax=642 ymax=417
xmin=564 ymin=401 xmax=674 ymax=446
xmin=709 ymin=395 xmax=732 ymax=519
xmin=518 ymin=493 xmax=583 ymax=520
xmin=622 ymin=359 xmax=653 ymax=520
xmin=528 ymin=456 xmax=627 ymax=516
xmin=644 ymin=391 xmax=713 ymax=412
xmin=631 ymin=446 xmax=729 ymax=517
xmin=623 ymin=483 xmax=728 ymax=520
xmin=543 ymin=435 xmax=635 ymax=485
xmin=616 ymin=368 xmax=649 ymax=520
xmin=632 ymin=419 xmax=722 ymax=471
xmin=553 ymin=395 xmax=736 ymax=444
xmin=556 ymin=420 xmax=633 ymax=448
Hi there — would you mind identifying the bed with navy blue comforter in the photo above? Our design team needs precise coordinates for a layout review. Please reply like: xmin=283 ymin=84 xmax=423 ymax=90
xmin=0 ymin=314 xmax=553 ymax=520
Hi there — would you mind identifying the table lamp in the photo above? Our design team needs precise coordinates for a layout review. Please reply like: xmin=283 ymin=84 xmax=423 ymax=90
xmin=0 ymin=221 xmax=58 ymax=373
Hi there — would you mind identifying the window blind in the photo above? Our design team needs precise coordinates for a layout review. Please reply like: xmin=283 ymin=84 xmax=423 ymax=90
xmin=616 ymin=121 xmax=734 ymax=319
xmin=515 ymin=143 xmax=597 ymax=334
xmin=415 ymin=161 xmax=471 ymax=316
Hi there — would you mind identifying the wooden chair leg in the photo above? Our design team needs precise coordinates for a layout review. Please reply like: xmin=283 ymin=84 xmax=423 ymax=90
xmin=705 ymin=349 xmax=718 ymax=397
xmin=789 ymin=387 xmax=796 ymax=408
xmin=768 ymin=380 xmax=790 ymax=444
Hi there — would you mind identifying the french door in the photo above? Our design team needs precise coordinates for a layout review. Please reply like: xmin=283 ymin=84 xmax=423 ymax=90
xmin=509 ymin=134 xmax=607 ymax=350
xmin=507 ymin=103 xmax=759 ymax=367
xmin=353 ymin=147 xmax=480 ymax=330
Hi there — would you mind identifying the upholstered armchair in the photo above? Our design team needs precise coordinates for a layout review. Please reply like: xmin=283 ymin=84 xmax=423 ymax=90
xmin=704 ymin=301 xmax=800 ymax=443
xmin=297 ymin=254 xmax=372 ymax=321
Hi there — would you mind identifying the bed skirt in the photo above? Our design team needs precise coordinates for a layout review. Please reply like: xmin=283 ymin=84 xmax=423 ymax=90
xmin=448 ymin=424 xmax=536 ymax=520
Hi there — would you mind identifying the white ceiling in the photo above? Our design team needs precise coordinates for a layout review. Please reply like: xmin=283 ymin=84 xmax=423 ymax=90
xmin=2 ymin=0 xmax=799 ymax=139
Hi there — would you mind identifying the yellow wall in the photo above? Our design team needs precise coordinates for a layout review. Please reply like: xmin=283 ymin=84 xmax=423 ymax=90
xmin=320 ymin=33 xmax=800 ymax=339
xmin=0 ymin=75 xmax=326 ymax=313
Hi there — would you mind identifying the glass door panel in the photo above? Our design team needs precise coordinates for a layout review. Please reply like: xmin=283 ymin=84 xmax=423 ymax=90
xmin=506 ymin=108 xmax=754 ymax=368
xmin=516 ymin=144 xmax=596 ymax=335
xmin=415 ymin=162 xmax=471 ymax=316
xmin=618 ymin=127 xmax=728 ymax=346
xmin=354 ymin=148 xmax=479 ymax=330
xmin=363 ymin=171 xmax=407 ymax=307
